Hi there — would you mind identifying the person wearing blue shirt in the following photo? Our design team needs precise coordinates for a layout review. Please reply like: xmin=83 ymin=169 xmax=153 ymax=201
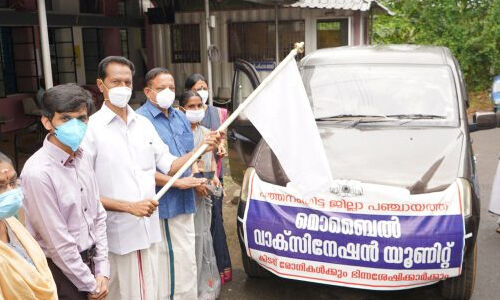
xmin=136 ymin=67 xmax=206 ymax=300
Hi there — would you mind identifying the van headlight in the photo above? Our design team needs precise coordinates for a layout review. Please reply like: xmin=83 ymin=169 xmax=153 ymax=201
xmin=456 ymin=178 xmax=472 ymax=217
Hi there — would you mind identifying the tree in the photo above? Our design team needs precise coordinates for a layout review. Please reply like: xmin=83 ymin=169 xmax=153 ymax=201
xmin=373 ymin=0 xmax=500 ymax=91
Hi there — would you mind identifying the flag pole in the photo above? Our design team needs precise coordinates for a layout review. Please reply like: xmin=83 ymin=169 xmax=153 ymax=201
xmin=153 ymin=42 xmax=305 ymax=201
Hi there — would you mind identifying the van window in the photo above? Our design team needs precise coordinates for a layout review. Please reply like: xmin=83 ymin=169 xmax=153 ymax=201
xmin=302 ymin=64 xmax=459 ymax=127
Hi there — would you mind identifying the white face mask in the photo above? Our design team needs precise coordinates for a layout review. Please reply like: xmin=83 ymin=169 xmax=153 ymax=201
xmin=154 ymin=88 xmax=175 ymax=109
xmin=197 ymin=90 xmax=209 ymax=104
xmin=107 ymin=86 xmax=132 ymax=108
xmin=185 ymin=109 xmax=205 ymax=124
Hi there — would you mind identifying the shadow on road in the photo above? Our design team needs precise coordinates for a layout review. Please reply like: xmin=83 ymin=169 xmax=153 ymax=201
xmin=222 ymin=269 xmax=443 ymax=300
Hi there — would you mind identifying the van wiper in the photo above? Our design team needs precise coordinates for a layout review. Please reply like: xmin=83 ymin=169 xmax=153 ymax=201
xmin=315 ymin=114 xmax=390 ymax=121
xmin=386 ymin=114 xmax=446 ymax=119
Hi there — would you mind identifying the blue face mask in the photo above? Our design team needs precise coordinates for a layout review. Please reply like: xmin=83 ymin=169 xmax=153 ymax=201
xmin=54 ymin=118 xmax=88 ymax=152
xmin=0 ymin=188 xmax=23 ymax=219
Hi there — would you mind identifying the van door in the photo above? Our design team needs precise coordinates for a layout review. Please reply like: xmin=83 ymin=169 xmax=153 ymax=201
xmin=228 ymin=59 xmax=261 ymax=182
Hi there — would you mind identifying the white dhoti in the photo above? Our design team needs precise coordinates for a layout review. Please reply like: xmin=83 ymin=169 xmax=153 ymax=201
xmin=489 ymin=160 xmax=500 ymax=217
xmin=108 ymin=243 xmax=166 ymax=300
xmin=160 ymin=214 xmax=197 ymax=300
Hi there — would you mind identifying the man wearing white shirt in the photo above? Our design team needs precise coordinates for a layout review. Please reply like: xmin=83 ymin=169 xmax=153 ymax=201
xmin=83 ymin=56 xmax=219 ymax=300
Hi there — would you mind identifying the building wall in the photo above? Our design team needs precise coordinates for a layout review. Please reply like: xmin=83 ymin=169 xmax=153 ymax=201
xmin=51 ymin=0 xmax=79 ymax=14
xmin=353 ymin=11 xmax=360 ymax=46
xmin=152 ymin=7 xmax=368 ymax=98
xmin=0 ymin=0 xmax=146 ymax=96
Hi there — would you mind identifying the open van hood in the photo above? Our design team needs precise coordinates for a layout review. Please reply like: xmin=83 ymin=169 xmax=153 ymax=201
xmin=319 ymin=126 xmax=464 ymax=193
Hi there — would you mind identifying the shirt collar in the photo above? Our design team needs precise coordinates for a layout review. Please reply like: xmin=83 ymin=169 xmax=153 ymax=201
xmin=43 ymin=135 xmax=82 ymax=166
xmin=145 ymin=100 xmax=173 ymax=119
xmin=99 ymin=102 xmax=137 ymax=126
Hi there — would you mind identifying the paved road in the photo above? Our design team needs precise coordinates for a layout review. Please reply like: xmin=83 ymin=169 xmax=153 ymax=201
xmin=219 ymin=127 xmax=500 ymax=300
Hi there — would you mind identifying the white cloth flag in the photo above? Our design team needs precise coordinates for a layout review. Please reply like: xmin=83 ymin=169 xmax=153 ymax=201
xmin=489 ymin=160 xmax=500 ymax=215
xmin=244 ymin=58 xmax=333 ymax=194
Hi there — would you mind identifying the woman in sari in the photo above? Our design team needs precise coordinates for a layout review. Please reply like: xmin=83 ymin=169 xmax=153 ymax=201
xmin=179 ymin=91 xmax=221 ymax=299
xmin=185 ymin=74 xmax=232 ymax=284
xmin=0 ymin=151 xmax=57 ymax=300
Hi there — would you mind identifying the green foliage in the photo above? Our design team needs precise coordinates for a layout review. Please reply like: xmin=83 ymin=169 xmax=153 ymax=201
xmin=373 ymin=0 xmax=500 ymax=91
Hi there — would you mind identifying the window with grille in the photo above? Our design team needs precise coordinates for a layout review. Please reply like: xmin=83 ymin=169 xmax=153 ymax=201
xmin=82 ymin=28 xmax=104 ymax=84
xmin=0 ymin=27 xmax=41 ymax=96
xmin=49 ymin=27 xmax=77 ymax=85
xmin=170 ymin=24 xmax=201 ymax=63
xmin=228 ymin=20 xmax=305 ymax=62
xmin=120 ymin=29 xmax=129 ymax=58
xmin=278 ymin=21 xmax=305 ymax=60
xmin=12 ymin=27 xmax=39 ymax=93
xmin=0 ymin=27 xmax=16 ymax=97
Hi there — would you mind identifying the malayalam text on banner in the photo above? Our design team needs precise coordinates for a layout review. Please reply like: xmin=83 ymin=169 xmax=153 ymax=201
xmin=242 ymin=171 xmax=465 ymax=290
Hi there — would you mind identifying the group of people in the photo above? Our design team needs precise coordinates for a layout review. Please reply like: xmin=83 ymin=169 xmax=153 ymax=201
xmin=0 ymin=55 xmax=232 ymax=300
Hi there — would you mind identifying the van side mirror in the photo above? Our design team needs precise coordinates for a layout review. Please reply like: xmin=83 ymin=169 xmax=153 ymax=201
xmin=472 ymin=111 xmax=497 ymax=130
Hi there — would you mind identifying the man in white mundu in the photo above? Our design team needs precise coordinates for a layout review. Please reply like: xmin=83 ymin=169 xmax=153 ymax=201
xmin=83 ymin=56 xmax=220 ymax=299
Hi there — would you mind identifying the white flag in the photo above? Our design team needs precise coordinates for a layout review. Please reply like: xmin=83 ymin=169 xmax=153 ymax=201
xmin=244 ymin=58 xmax=333 ymax=194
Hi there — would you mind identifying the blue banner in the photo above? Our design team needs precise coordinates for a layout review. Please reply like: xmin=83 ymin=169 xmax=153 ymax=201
xmin=243 ymin=172 xmax=466 ymax=290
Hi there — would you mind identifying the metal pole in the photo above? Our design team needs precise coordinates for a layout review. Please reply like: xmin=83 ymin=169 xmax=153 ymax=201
xmin=37 ymin=0 xmax=53 ymax=88
xmin=274 ymin=3 xmax=279 ymax=64
xmin=360 ymin=12 xmax=364 ymax=46
xmin=205 ymin=0 xmax=214 ymax=106
xmin=370 ymin=11 xmax=374 ymax=44
xmin=154 ymin=42 xmax=305 ymax=200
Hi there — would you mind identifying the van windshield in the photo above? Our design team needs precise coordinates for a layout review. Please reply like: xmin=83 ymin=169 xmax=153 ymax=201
xmin=302 ymin=64 xmax=460 ymax=127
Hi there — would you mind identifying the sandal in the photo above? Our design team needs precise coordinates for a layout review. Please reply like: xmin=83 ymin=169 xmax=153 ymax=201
xmin=496 ymin=225 xmax=500 ymax=233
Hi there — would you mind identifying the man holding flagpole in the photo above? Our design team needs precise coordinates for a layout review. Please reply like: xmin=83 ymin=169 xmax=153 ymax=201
xmin=137 ymin=67 xmax=203 ymax=299
xmin=155 ymin=42 xmax=332 ymax=200
xmin=83 ymin=56 xmax=221 ymax=300
xmin=145 ymin=42 xmax=332 ymax=299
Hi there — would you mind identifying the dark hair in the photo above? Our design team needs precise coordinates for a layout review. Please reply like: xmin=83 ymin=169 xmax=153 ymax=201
xmin=42 ymin=83 xmax=95 ymax=119
xmin=184 ymin=73 xmax=206 ymax=90
xmin=179 ymin=90 xmax=202 ymax=107
xmin=145 ymin=67 xmax=172 ymax=87
xmin=0 ymin=151 xmax=12 ymax=166
xmin=97 ymin=56 xmax=135 ymax=80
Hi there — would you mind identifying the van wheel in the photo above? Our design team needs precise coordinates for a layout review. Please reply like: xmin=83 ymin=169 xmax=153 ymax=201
xmin=240 ymin=247 xmax=271 ymax=278
xmin=440 ymin=244 xmax=477 ymax=300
